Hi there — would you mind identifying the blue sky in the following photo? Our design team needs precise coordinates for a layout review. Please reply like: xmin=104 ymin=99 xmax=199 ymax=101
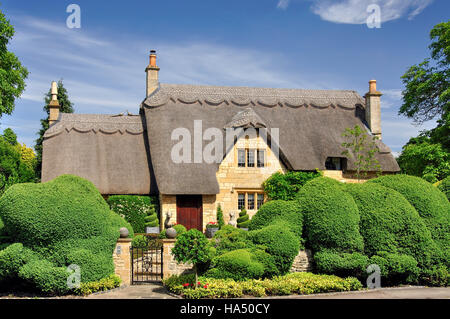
xmin=0 ymin=0 xmax=448 ymax=154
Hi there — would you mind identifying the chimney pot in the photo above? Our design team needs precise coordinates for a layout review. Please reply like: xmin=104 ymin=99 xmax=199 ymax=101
xmin=49 ymin=81 xmax=60 ymax=125
xmin=369 ymin=79 xmax=377 ymax=94
xmin=145 ymin=50 xmax=160 ymax=97
xmin=365 ymin=79 xmax=382 ymax=138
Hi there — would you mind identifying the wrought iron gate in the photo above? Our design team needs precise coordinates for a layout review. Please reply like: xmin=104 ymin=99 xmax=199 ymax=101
xmin=130 ymin=236 xmax=163 ymax=284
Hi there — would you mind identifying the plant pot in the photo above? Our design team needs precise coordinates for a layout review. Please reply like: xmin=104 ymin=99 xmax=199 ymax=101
xmin=205 ymin=227 xmax=219 ymax=238
xmin=145 ymin=226 xmax=160 ymax=234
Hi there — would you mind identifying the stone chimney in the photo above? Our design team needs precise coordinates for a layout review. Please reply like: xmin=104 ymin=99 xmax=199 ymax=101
xmin=48 ymin=81 xmax=60 ymax=125
xmin=145 ymin=50 xmax=160 ymax=97
xmin=364 ymin=79 xmax=382 ymax=139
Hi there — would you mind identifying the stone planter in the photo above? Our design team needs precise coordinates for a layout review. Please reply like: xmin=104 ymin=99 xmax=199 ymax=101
xmin=165 ymin=227 xmax=177 ymax=239
xmin=145 ymin=226 xmax=160 ymax=234
xmin=205 ymin=227 xmax=219 ymax=238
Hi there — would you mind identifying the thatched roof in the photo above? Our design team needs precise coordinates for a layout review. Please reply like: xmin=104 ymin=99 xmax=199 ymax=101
xmin=42 ymin=113 xmax=157 ymax=195
xmin=142 ymin=83 xmax=399 ymax=195
xmin=42 ymin=83 xmax=399 ymax=196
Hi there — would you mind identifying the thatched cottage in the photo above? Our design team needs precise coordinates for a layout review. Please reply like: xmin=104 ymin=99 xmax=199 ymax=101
xmin=42 ymin=51 xmax=399 ymax=231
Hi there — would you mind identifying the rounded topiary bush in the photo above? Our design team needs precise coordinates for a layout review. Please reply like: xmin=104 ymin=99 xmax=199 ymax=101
xmin=248 ymin=200 xmax=303 ymax=237
xmin=248 ymin=222 xmax=300 ymax=275
xmin=314 ymin=249 xmax=369 ymax=278
xmin=369 ymin=252 xmax=420 ymax=285
xmin=297 ymin=177 xmax=364 ymax=253
xmin=0 ymin=175 xmax=133 ymax=294
xmin=343 ymin=182 xmax=444 ymax=268
xmin=368 ymin=175 xmax=450 ymax=262
xmin=212 ymin=225 xmax=251 ymax=254
xmin=237 ymin=209 xmax=250 ymax=229
xmin=206 ymin=249 xmax=266 ymax=281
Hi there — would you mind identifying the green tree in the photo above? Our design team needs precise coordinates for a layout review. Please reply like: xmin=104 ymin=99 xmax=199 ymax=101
xmin=398 ymin=21 xmax=450 ymax=180
xmin=171 ymin=229 xmax=211 ymax=287
xmin=0 ymin=8 xmax=28 ymax=118
xmin=216 ymin=204 xmax=225 ymax=230
xmin=397 ymin=140 xmax=450 ymax=183
xmin=262 ymin=171 xmax=322 ymax=201
xmin=2 ymin=127 xmax=16 ymax=145
xmin=0 ymin=129 xmax=36 ymax=194
xmin=34 ymin=80 xmax=74 ymax=178
xmin=341 ymin=125 xmax=381 ymax=181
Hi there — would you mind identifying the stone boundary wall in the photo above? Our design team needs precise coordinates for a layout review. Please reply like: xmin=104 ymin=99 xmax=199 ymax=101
xmin=113 ymin=239 xmax=314 ymax=286
xmin=113 ymin=238 xmax=132 ymax=286
xmin=162 ymin=239 xmax=194 ymax=279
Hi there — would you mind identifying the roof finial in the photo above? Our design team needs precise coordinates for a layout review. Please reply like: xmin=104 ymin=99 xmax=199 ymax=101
xmin=49 ymin=81 xmax=60 ymax=125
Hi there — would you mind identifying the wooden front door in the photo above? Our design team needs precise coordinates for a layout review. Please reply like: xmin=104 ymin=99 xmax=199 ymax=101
xmin=176 ymin=195 xmax=203 ymax=231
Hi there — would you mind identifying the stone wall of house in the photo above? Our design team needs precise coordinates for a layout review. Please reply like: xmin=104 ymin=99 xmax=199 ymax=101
xmin=113 ymin=238 xmax=132 ymax=286
xmin=290 ymin=249 xmax=313 ymax=273
xmin=162 ymin=239 xmax=193 ymax=279
xmin=212 ymin=134 xmax=286 ymax=225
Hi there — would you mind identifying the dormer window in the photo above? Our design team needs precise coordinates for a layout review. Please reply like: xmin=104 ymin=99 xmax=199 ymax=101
xmin=325 ymin=157 xmax=345 ymax=170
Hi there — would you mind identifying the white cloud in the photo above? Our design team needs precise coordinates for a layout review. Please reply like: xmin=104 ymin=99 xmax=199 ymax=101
xmin=277 ymin=0 xmax=291 ymax=10
xmin=310 ymin=0 xmax=433 ymax=24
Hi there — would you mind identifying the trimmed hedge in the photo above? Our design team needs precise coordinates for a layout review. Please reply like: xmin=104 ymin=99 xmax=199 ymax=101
xmin=343 ymin=182 xmax=444 ymax=268
xmin=0 ymin=175 xmax=133 ymax=294
xmin=437 ymin=176 xmax=450 ymax=201
xmin=212 ymin=225 xmax=251 ymax=255
xmin=368 ymin=175 xmax=450 ymax=263
xmin=108 ymin=195 xmax=159 ymax=233
xmin=248 ymin=200 xmax=303 ymax=238
xmin=297 ymin=177 xmax=364 ymax=253
xmin=248 ymin=222 xmax=300 ymax=275
xmin=205 ymin=249 xmax=267 ymax=281
xmin=369 ymin=252 xmax=419 ymax=285
xmin=0 ymin=243 xmax=37 ymax=281
xmin=314 ymin=249 xmax=369 ymax=278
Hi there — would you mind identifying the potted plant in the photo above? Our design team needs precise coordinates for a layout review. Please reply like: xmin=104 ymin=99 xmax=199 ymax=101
xmin=144 ymin=207 xmax=160 ymax=234
xmin=205 ymin=222 xmax=219 ymax=238
xmin=237 ymin=209 xmax=250 ymax=231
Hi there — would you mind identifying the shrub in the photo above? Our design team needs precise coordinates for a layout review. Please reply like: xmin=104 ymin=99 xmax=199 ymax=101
xmin=420 ymin=265 xmax=449 ymax=287
xmin=343 ymin=182 xmax=444 ymax=268
xmin=216 ymin=204 xmax=225 ymax=229
xmin=314 ymin=249 xmax=369 ymax=278
xmin=73 ymin=274 xmax=121 ymax=296
xmin=437 ymin=176 xmax=450 ymax=200
xmin=297 ymin=177 xmax=364 ymax=253
xmin=18 ymin=260 xmax=70 ymax=295
xmin=369 ymin=252 xmax=419 ymax=285
xmin=263 ymin=170 xmax=322 ymax=201
xmin=172 ymin=229 xmax=211 ymax=284
xmin=206 ymin=249 xmax=266 ymax=281
xmin=237 ymin=209 xmax=250 ymax=228
xmin=164 ymin=272 xmax=362 ymax=299
xmin=0 ymin=175 xmax=132 ymax=294
xmin=248 ymin=200 xmax=303 ymax=238
xmin=212 ymin=225 xmax=251 ymax=254
xmin=158 ymin=224 xmax=187 ymax=239
xmin=0 ymin=243 xmax=37 ymax=281
xmin=144 ymin=207 xmax=159 ymax=228
xmin=368 ymin=174 xmax=450 ymax=263
xmin=108 ymin=195 xmax=159 ymax=233
xmin=248 ymin=223 xmax=300 ymax=275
